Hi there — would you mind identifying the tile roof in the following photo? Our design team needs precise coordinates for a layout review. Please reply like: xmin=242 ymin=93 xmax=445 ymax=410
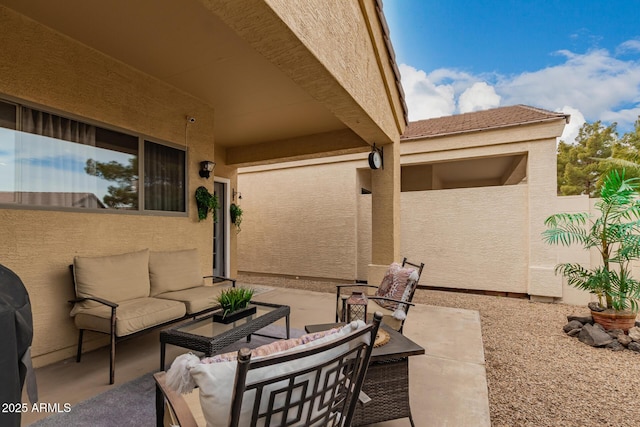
xmin=401 ymin=105 xmax=570 ymax=140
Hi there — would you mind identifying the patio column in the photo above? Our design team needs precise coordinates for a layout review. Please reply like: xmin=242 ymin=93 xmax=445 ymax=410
xmin=368 ymin=139 xmax=401 ymax=284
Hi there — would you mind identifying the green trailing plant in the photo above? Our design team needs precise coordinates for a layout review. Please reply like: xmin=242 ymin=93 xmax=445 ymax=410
xmin=217 ymin=287 xmax=254 ymax=318
xmin=542 ymin=169 xmax=640 ymax=312
xmin=195 ymin=186 xmax=219 ymax=222
xmin=230 ymin=203 xmax=243 ymax=232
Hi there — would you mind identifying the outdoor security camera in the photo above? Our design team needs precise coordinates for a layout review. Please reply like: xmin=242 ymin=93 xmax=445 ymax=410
xmin=187 ymin=116 xmax=196 ymax=123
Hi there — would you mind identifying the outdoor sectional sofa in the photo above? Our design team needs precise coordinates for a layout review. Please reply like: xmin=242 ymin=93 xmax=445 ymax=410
xmin=69 ymin=248 xmax=234 ymax=384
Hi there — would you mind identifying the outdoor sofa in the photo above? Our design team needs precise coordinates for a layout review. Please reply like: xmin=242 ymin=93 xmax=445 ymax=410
xmin=69 ymin=248 xmax=234 ymax=384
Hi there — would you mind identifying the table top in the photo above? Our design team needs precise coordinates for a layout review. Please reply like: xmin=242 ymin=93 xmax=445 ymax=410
xmin=305 ymin=322 xmax=424 ymax=362
xmin=160 ymin=301 xmax=290 ymax=355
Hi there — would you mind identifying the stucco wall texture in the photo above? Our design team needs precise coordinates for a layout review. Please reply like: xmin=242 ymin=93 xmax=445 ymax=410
xmin=237 ymin=120 xmax=598 ymax=304
xmin=265 ymin=0 xmax=402 ymax=139
xmin=237 ymin=162 xmax=360 ymax=280
xmin=401 ymin=186 xmax=528 ymax=293
xmin=0 ymin=6 xmax=220 ymax=366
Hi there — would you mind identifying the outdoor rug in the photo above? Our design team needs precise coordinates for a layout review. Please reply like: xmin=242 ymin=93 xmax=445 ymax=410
xmin=30 ymin=325 xmax=303 ymax=427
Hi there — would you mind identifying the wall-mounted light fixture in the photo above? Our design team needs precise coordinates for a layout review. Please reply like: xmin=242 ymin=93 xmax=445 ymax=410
xmin=232 ymin=188 xmax=242 ymax=201
xmin=199 ymin=160 xmax=216 ymax=179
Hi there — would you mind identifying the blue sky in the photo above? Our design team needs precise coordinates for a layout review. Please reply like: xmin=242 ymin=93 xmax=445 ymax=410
xmin=384 ymin=0 xmax=640 ymax=142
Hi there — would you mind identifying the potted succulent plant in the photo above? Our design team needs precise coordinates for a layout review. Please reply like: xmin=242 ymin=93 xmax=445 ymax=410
xmin=195 ymin=186 xmax=219 ymax=222
xmin=542 ymin=169 xmax=640 ymax=331
xmin=214 ymin=287 xmax=255 ymax=323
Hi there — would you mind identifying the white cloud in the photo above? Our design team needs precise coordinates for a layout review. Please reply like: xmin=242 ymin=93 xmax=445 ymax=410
xmin=398 ymin=64 xmax=456 ymax=120
xmin=458 ymin=82 xmax=501 ymax=113
xmin=556 ymin=106 xmax=585 ymax=144
xmin=600 ymin=107 xmax=640 ymax=127
xmin=399 ymin=40 xmax=640 ymax=136
xmin=617 ymin=39 xmax=640 ymax=54
xmin=496 ymin=49 xmax=640 ymax=127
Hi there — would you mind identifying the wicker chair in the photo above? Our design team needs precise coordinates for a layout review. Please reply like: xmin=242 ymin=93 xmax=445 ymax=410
xmin=154 ymin=313 xmax=383 ymax=427
xmin=335 ymin=258 xmax=424 ymax=334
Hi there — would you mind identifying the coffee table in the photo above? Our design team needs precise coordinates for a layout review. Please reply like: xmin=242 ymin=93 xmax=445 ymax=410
xmin=160 ymin=301 xmax=290 ymax=370
xmin=305 ymin=322 xmax=424 ymax=427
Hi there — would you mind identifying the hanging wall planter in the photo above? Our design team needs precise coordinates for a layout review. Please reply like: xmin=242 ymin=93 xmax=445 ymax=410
xmin=195 ymin=186 xmax=219 ymax=222
xmin=230 ymin=203 xmax=243 ymax=232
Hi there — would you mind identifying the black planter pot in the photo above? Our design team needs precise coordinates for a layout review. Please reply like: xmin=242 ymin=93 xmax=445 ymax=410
xmin=213 ymin=305 xmax=256 ymax=324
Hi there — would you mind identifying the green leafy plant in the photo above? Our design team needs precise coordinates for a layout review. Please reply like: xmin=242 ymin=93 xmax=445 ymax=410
xmin=195 ymin=186 xmax=219 ymax=222
xmin=230 ymin=203 xmax=243 ymax=232
xmin=217 ymin=287 xmax=254 ymax=318
xmin=543 ymin=169 xmax=640 ymax=312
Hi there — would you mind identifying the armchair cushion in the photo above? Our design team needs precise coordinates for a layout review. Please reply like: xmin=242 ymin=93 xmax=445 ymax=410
xmin=149 ymin=249 xmax=205 ymax=296
xmin=72 ymin=249 xmax=150 ymax=314
xmin=166 ymin=321 xmax=367 ymax=427
xmin=373 ymin=262 xmax=419 ymax=311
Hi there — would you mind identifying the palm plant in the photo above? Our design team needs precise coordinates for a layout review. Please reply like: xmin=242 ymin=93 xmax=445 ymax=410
xmin=543 ymin=169 xmax=640 ymax=312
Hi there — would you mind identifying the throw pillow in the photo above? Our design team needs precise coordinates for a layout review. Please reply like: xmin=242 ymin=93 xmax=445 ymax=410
xmin=374 ymin=262 xmax=419 ymax=311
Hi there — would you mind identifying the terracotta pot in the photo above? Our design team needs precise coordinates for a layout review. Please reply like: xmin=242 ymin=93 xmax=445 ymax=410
xmin=591 ymin=309 xmax=638 ymax=332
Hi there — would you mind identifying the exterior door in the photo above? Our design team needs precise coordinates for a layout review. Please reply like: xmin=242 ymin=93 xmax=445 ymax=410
xmin=213 ymin=181 xmax=226 ymax=277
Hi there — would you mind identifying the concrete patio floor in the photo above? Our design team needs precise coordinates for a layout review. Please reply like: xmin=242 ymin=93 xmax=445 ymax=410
xmin=22 ymin=286 xmax=490 ymax=426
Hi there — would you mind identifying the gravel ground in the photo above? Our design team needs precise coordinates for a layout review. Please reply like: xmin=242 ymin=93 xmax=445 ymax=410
xmin=238 ymin=273 xmax=640 ymax=427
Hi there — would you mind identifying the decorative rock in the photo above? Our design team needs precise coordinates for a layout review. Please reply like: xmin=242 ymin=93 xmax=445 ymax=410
xmin=607 ymin=329 xmax=625 ymax=339
xmin=563 ymin=320 xmax=583 ymax=333
xmin=618 ymin=334 xmax=632 ymax=347
xmin=567 ymin=329 xmax=581 ymax=337
xmin=567 ymin=315 xmax=593 ymax=324
xmin=636 ymin=321 xmax=640 ymax=328
xmin=578 ymin=323 xmax=614 ymax=347
xmin=588 ymin=302 xmax=605 ymax=312
xmin=593 ymin=322 xmax=606 ymax=332
xmin=628 ymin=342 xmax=640 ymax=353
xmin=628 ymin=327 xmax=640 ymax=342
xmin=606 ymin=340 xmax=625 ymax=351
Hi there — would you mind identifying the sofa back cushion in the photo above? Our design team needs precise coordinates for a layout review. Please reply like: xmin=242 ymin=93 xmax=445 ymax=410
xmin=149 ymin=249 xmax=204 ymax=296
xmin=73 ymin=249 xmax=150 ymax=312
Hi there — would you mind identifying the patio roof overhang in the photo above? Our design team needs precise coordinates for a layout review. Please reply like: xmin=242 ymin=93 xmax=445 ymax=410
xmin=1 ymin=0 xmax=406 ymax=166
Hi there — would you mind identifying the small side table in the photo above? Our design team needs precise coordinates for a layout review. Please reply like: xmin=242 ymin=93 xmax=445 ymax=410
xmin=343 ymin=291 xmax=368 ymax=322
xmin=304 ymin=323 xmax=425 ymax=427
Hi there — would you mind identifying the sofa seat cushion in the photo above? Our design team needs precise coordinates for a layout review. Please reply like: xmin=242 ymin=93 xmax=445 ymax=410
xmin=149 ymin=249 xmax=204 ymax=296
xmin=74 ymin=297 xmax=186 ymax=337
xmin=72 ymin=249 xmax=151 ymax=314
xmin=155 ymin=286 xmax=221 ymax=315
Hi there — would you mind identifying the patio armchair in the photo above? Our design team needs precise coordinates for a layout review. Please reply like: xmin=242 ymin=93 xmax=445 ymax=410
xmin=335 ymin=258 xmax=424 ymax=334
xmin=155 ymin=313 xmax=383 ymax=427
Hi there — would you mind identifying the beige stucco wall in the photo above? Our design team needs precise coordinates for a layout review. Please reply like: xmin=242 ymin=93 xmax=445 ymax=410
xmin=262 ymin=0 xmax=404 ymax=142
xmin=207 ymin=0 xmax=404 ymax=147
xmin=401 ymin=186 xmax=528 ymax=292
xmin=401 ymin=122 xmax=564 ymax=299
xmin=237 ymin=159 xmax=363 ymax=280
xmin=238 ymin=120 xmax=575 ymax=301
xmin=0 ymin=6 xmax=226 ymax=366
xmin=553 ymin=195 xmax=593 ymax=306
